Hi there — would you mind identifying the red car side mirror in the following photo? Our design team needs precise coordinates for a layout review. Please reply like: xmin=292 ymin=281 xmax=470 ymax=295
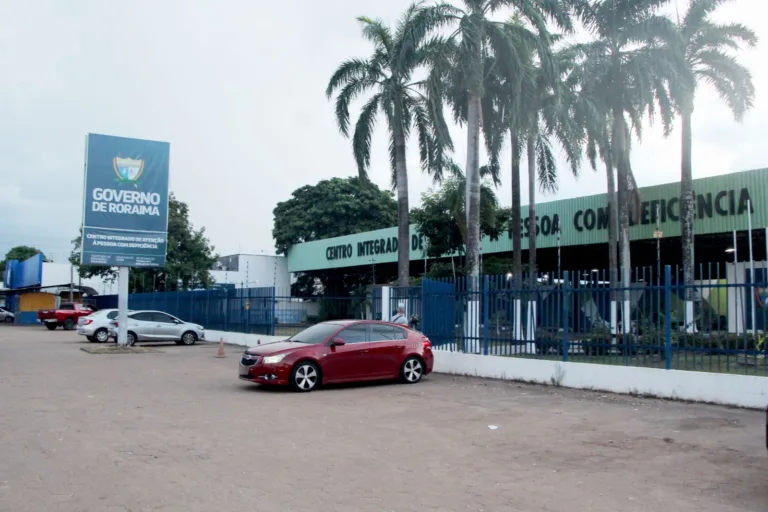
xmin=331 ymin=337 xmax=346 ymax=346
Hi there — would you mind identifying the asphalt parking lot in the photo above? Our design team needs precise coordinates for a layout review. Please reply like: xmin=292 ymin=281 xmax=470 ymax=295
xmin=0 ymin=326 xmax=766 ymax=512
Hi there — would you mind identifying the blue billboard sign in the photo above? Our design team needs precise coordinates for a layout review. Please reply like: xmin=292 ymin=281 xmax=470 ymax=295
xmin=80 ymin=133 xmax=170 ymax=267
xmin=3 ymin=253 xmax=44 ymax=289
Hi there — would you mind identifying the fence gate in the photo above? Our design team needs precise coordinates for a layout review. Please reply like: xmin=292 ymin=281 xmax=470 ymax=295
xmin=421 ymin=279 xmax=455 ymax=348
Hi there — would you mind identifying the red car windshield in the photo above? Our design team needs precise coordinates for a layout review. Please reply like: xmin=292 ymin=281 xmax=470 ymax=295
xmin=288 ymin=323 xmax=342 ymax=344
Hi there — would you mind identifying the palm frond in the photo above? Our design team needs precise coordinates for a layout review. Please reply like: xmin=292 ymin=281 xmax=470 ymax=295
xmin=682 ymin=0 xmax=731 ymax=37
xmin=351 ymin=93 xmax=381 ymax=182
xmin=326 ymin=59 xmax=372 ymax=98
xmin=333 ymin=78 xmax=375 ymax=137
xmin=356 ymin=16 xmax=394 ymax=56
xmin=535 ymin=134 xmax=558 ymax=194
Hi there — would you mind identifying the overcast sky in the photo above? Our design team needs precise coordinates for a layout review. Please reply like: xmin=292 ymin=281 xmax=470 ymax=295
xmin=1 ymin=0 xmax=765 ymax=263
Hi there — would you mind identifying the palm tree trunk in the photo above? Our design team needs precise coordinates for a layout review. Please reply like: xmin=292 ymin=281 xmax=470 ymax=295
xmin=680 ymin=105 xmax=696 ymax=333
xmin=605 ymin=155 xmax=618 ymax=335
xmin=510 ymin=128 xmax=523 ymax=342
xmin=394 ymin=128 xmax=410 ymax=288
xmin=612 ymin=110 xmax=632 ymax=334
xmin=526 ymin=133 xmax=537 ymax=344
xmin=465 ymin=93 xmax=482 ymax=349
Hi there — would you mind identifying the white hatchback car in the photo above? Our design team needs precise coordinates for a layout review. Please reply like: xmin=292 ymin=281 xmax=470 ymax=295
xmin=0 ymin=307 xmax=15 ymax=324
xmin=77 ymin=309 xmax=124 ymax=343
xmin=108 ymin=310 xmax=205 ymax=346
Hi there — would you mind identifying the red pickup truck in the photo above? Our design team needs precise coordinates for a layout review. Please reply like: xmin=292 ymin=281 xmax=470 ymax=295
xmin=38 ymin=302 xmax=97 ymax=330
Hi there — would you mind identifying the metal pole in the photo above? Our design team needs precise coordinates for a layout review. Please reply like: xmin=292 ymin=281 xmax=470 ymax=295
xmin=117 ymin=266 xmax=129 ymax=346
xmin=557 ymin=232 xmax=561 ymax=277
xmin=655 ymin=204 xmax=661 ymax=285
xmin=733 ymin=230 xmax=740 ymax=334
xmin=748 ymin=200 xmax=756 ymax=332
xmin=69 ymin=264 xmax=74 ymax=302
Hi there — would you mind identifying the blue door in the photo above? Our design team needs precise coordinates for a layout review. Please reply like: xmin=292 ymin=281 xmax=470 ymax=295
xmin=421 ymin=279 xmax=456 ymax=348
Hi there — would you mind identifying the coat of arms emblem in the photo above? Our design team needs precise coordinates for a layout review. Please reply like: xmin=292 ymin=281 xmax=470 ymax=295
xmin=113 ymin=157 xmax=145 ymax=184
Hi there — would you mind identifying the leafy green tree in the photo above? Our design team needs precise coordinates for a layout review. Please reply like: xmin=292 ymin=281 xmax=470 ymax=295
xmin=326 ymin=4 xmax=447 ymax=287
xmin=70 ymin=194 xmax=217 ymax=293
xmin=574 ymin=0 xmax=685 ymax=330
xmin=273 ymin=177 xmax=397 ymax=296
xmin=411 ymin=168 xmax=506 ymax=262
xmin=670 ymin=0 xmax=756 ymax=327
xmin=1 ymin=246 xmax=49 ymax=274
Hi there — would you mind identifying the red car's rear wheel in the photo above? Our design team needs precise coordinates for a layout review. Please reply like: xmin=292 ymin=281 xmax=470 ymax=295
xmin=401 ymin=357 xmax=424 ymax=384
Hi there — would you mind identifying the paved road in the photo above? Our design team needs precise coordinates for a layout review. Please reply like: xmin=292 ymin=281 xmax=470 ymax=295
xmin=0 ymin=326 xmax=766 ymax=511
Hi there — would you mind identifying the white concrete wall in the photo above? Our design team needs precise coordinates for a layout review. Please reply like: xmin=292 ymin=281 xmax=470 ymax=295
xmin=433 ymin=350 xmax=768 ymax=409
xmin=207 ymin=327 xmax=768 ymax=408
xmin=210 ymin=254 xmax=290 ymax=290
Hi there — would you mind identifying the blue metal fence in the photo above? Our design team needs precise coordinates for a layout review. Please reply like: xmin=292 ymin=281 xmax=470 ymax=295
xmin=92 ymin=286 xmax=422 ymax=337
xmin=417 ymin=265 xmax=768 ymax=376
xmin=93 ymin=288 xmax=276 ymax=335
xmin=89 ymin=264 xmax=768 ymax=376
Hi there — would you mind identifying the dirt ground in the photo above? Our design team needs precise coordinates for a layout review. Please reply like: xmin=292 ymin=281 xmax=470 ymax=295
xmin=0 ymin=326 xmax=766 ymax=512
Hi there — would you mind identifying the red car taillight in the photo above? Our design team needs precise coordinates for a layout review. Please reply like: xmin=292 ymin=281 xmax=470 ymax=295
xmin=422 ymin=336 xmax=431 ymax=348
xmin=82 ymin=319 xmax=93 ymax=325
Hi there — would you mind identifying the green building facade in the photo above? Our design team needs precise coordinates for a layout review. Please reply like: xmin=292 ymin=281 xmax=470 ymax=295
xmin=286 ymin=168 xmax=768 ymax=273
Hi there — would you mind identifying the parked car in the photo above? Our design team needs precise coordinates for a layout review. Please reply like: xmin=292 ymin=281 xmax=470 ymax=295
xmin=76 ymin=309 xmax=126 ymax=343
xmin=108 ymin=310 xmax=205 ymax=346
xmin=239 ymin=320 xmax=434 ymax=392
xmin=37 ymin=302 xmax=97 ymax=330
xmin=0 ymin=307 xmax=15 ymax=324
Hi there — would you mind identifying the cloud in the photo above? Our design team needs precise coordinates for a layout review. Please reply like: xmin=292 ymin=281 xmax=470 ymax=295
xmin=0 ymin=0 xmax=764 ymax=262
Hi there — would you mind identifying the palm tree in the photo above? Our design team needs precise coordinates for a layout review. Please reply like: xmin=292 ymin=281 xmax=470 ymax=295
xmin=578 ymin=105 xmax=620 ymax=331
xmin=326 ymin=5 xmax=443 ymax=287
xmin=671 ymin=0 xmax=757 ymax=332
xmin=521 ymin=45 xmax=583 ymax=340
xmin=420 ymin=0 xmax=575 ymax=288
xmin=419 ymin=6 xmax=570 ymax=343
xmin=574 ymin=0 xmax=685 ymax=332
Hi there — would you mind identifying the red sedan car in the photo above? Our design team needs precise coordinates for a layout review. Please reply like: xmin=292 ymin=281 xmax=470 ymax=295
xmin=239 ymin=320 xmax=434 ymax=392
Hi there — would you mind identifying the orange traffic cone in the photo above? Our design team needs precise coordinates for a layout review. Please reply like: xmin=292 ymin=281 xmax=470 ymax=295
xmin=216 ymin=338 xmax=226 ymax=358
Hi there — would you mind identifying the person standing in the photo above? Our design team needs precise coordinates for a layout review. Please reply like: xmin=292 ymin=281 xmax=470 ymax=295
xmin=390 ymin=306 xmax=408 ymax=325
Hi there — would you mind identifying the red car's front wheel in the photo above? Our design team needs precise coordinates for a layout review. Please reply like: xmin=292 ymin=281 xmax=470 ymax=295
xmin=291 ymin=361 xmax=320 ymax=392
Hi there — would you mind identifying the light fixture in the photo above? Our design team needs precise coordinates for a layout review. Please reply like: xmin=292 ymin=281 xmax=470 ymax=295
xmin=506 ymin=272 xmax=513 ymax=279
xmin=591 ymin=269 xmax=599 ymax=273
xmin=725 ymin=248 xmax=735 ymax=253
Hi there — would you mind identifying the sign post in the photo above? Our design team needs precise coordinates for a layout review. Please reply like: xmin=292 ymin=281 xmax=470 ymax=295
xmin=80 ymin=133 xmax=170 ymax=346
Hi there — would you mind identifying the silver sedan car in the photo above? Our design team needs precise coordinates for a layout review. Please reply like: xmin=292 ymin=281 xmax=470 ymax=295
xmin=77 ymin=308 xmax=122 ymax=342
xmin=108 ymin=310 xmax=205 ymax=346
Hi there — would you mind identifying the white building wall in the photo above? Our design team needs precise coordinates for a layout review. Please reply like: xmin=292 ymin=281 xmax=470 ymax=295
xmin=42 ymin=262 xmax=119 ymax=295
xmin=210 ymin=254 xmax=291 ymax=290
